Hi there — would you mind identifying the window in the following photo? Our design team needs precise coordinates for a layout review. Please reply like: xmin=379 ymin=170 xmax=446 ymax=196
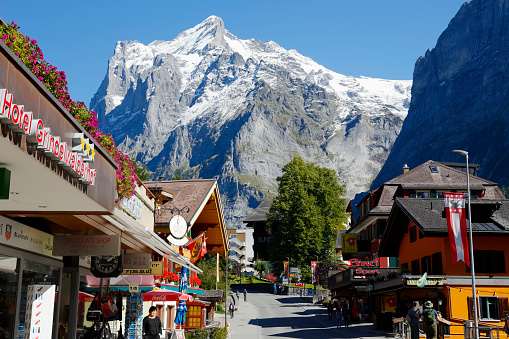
xmin=467 ymin=250 xmax=506 ymax=274
xmin=431 ymin=252 xmax=443 ymax=275
xmin=417 ymin=191 xmax=429 ymax=198
xmin=409 ymin=226 xmax=417 ymax=243
xmin=230 ymin=243 xmax=236 ymax=248
xmin=479 ymin=297 xmax=499 ymax=320
xmin=230 ymin=234 xmax=237 ymax=238
xmin=468 ymin=296 xmax=509 ymax=321
xmin=411 ymin=259 xmax=420 ymax=275
xmin=185 ymin=305 xmax=203 ymax=329
xmin=410 ymin=190 xmax=417 ymax=198
xmin=429 ymin=166 xmax=439 ymax=173
xmin=401 ymin=263 xmax=409 ymax=273
xmin=421 ymin=256 xmax=431 ymax=274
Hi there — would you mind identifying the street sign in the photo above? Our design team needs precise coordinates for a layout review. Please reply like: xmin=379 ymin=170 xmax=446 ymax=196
xmin=122 ymin=261 xmax=163 ymax=275
xmin=129 ymin=283 xmax=139 ymax=293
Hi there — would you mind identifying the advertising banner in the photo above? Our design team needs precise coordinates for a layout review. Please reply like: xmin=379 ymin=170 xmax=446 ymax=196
xmin=342 ymin=233 xmax=357 ymax=253
xmin=0 ymin=216 xmax=54 ymax=257
xmin=283 ymin=261 xmax=289 ymax=280
xmin=24 ymin=284 xmax=56 ymax=339
xmin=381 ymin=292 xmax=397 ymax=313
xmin=444 ymin=192 xmax=470 ymax=266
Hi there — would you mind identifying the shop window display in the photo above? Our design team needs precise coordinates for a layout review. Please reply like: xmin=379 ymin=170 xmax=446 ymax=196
xmin=17 ymin=260 xmax=61 ymax=339
xmin=0 ymin=256 xmax=19 ymax=339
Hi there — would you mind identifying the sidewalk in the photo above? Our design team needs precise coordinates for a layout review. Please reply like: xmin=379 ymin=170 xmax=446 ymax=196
xmin=214 ymin=296 xmax=261 ymax=339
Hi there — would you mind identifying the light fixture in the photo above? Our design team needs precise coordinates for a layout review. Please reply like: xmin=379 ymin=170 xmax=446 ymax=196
xmin=38 ymin=206 xmax=47 ymax=209
xmin=10 ymin=192 xmax=19 ymax=195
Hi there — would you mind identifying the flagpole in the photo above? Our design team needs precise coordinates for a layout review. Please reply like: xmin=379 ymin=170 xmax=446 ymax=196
xmin=453 ymin=149 xmax=478 ymax=339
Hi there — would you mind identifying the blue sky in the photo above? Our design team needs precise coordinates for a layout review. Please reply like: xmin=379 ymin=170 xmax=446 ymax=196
xmin=1 ymin=0 xmax=466 ymax=106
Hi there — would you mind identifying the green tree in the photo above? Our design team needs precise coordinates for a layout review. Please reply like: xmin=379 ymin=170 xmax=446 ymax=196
xmin=196 ymin=254 xmax=229 ymax=291
xmin=254 ymin=259 xmax=268 ymax=277
xmin=266 ymin=156 xmax=348 ymax=282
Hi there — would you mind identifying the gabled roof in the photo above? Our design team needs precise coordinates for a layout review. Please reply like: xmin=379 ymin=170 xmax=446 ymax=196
xmin=243 ymin=200 xmax=273 ymax=223
xmin=385 ymin=160 xmax=498 ymax=189
xmin=144 ymin=179 xmax=227 ymax=256
xmin=378 ymin=198 xmax=509 ymax=256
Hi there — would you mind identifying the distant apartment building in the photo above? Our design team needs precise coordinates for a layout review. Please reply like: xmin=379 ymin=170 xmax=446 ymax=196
xmin=227 ymin=228 xmax=255 ymax=274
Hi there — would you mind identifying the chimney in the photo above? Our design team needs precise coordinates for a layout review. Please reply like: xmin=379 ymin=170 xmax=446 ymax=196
xmin=403 ymin=164 xmax=409 ymax=174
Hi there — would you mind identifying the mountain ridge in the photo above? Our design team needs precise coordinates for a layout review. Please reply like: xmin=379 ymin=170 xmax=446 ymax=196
xmin=91 ymin=15 xmax=412 ymax=227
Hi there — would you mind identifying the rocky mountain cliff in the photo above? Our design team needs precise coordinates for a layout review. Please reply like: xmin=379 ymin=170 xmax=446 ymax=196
xmin=372 ymin=0 xmax=509 ymax=190
xmin=90 ymin=16 xmax=411 ymax=227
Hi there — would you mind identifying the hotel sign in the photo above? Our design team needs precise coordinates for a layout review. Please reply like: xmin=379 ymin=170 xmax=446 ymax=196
xmin=0 ymin=88 xmax=97 ymax=185
xmin=406 ymin=278 xmax=444 ymax=286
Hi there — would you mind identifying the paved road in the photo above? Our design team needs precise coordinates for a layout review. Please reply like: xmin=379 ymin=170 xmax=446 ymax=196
xmin=221 ymin=291 xmax=392 ymax=339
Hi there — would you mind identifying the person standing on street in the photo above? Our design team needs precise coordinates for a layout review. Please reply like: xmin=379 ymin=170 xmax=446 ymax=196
xmin=421 ymin=301 xmax=439 ymax=339
xmin=243 ymin=288 xmax=247 ymax=301
xmin=273 ymin=284 xmax=277 ymax=295
xmin=327 ymin=301 xmax=334 ymax=320
xmin=407 ymin=303 xmax=421 ymax=339
xmin=229 ymin=303 xmax=235 ymax=319
xmin=342 ymin=303 xmax=351 ymax=327
xmin=142 ymin=306 xmax=162 ymax=339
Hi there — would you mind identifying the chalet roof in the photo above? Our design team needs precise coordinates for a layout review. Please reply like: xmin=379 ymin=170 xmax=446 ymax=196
xmin=243 ymin=200 xmax=273 ymax=223
xmin=378 ymin=198 xmax=509 ymax=256
xmin=385 ymin=160 xmax=498 ymax=187
xmin=144 ymin=179 xmax=227 ymax=256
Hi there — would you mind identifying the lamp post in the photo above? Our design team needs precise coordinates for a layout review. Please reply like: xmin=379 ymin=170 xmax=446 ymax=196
xmin=452 ymin=149 xmax=479 ymax=339
xmin=286 ymin=257 xmax=290 ymax=293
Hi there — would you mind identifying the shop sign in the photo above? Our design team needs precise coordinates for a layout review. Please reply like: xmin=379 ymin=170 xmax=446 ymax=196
xmin=381 ymin=292 xmax=397 ymax=313
xmin=295 ymin=282 xmax=304 ymax=287
xmin=123 ymin=253 xmax=151 ymax=269
xmin=0 ymin=89 xmax=97 ymax=185
xmin=0 ymin=216 xmax=54 ymax=257
xmin=406 ymin=278 xmax=444 ymax=286
xmin=129 ymin=283 xmax=139 ymax=293
xmin=342 ymin=233 xmax=357 ymax=253
xmin=167 ymin=215 xmax=190 ymax=246
xmin=118 ymin=195 xmax=142 ymax=219
xmin=347 ymin=258 xmax=381 ymax=275
xmin=52 ymin=235 xmax=120 ymax=256
xmin=122 ymin=261 xmax=163 ymax=275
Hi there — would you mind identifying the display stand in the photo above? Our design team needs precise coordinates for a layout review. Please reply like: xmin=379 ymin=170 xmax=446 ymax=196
xmin=125 ymin=291 xmax=143 ymax=339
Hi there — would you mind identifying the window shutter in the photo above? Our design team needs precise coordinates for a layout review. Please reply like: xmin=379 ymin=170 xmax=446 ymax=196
xmin=467 ymin=296 xmax=474 ymax=320
xmin=499 ymin=297 xmax=509 ymax=320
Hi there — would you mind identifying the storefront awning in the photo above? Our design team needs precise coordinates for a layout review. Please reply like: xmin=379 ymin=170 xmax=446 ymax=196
xmin=103 ymin=209 xmax=202 ymax=274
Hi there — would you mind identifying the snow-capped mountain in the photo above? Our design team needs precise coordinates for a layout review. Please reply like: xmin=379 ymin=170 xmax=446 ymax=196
xmin=90 ymin=16 xmax=412 ymax=227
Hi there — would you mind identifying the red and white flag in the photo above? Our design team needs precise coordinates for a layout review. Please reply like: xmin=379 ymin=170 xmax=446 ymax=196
xmin=187 ymin=233 xmax=207 ymax=263
xmin=444 ymin=193 xmax=470 ymax=267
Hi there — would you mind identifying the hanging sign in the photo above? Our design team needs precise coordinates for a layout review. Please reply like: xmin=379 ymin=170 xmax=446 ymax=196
xmin=167 ymin=215 xmax=190 ymax=246
xmin=129 ymin=284 xmax=139 ymax=293
xmin=122 ymin=261 xmax=163 ymax=275
xmin=342 ymin=234 xmax=357 ymax=253
xmin=406 ymin=278 xmax=443 ymax=287
xmin=123 ymin=253 xmax=151 ymax=269
xmin=52 ymin=235 xmax=120 ymax=256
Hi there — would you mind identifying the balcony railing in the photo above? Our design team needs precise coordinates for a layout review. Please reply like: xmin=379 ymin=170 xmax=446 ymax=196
xmin=229 ymin=237 xmax=245 ymax=248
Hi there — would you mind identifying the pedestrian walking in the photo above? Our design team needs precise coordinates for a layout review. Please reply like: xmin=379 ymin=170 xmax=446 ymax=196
xmin=336 ymin=301 xmax=343 ymax=328
xmin=407 ymin=303 xmax=421 ymax=339
xmin=236 ymin=290 xmax=239 ymax=299
xmin=273 ymin=284 xmax=277 ymax=295
xmin=421 ymin=301 xmax=439 ymax=339
xmin=327 ymin=301 xmax=334 ymax=320
xmin=342 ymin=303 xmax=351 ymax=327
xmin=142 ymin=306 xmax=162 ymax=339
xmin=229 ymin=303 xmax=235 ymax=319
xmin=243 ymin=288 xmax=247 ymax=301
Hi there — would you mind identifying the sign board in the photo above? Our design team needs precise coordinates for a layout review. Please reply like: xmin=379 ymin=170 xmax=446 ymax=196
xmin=129 ymin=284 xmax=139 ymax=293
xmin=24 ymin=284 xmax=56 ymax=339
xmin=381 ymin=292 xmax=397 ymax=313
xmin=170 ymin=329 xmax=185 ymax=339
xmin=342 ymin=233 xmax=357 ymax=253
xmin=118 ymin=195 xmax=143 ymax=219
xmin=0 ymin=216 xmax=54 ymax=257
xmin=123 ymin=261 xmax=163 ymax=275
xmin=53 ymin=235 xmax=120 ymax=256
xmin=282 ymin=278 xmax=288 ymax=285
xmin=406 ymin=278 xmax=444 ymax=287
xmin=123 ymin=253 xmax=151 ymax=269
xmin=311 ymin=261 xmax=317 ymax=283
xmin=294 ymin=282 xmax=304 ymax=287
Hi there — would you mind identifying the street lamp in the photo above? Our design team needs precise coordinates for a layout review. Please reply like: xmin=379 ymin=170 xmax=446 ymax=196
xmin=452 ymin=149 xmax=479 ymax=339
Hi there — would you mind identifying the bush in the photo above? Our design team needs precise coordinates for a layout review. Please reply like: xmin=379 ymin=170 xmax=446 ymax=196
xmin=210 ymin=327 xmax=228 ymax=339
xmin=184 ymin=327 xmax=208 ymax=339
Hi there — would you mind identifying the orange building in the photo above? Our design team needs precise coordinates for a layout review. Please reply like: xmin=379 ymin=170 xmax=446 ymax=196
xmin=378 ymin=197 xmax=509 ymax=337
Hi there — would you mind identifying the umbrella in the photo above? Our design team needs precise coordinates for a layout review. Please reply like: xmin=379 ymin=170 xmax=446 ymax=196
xmin=174 ymin=267 xmax=189 ymax=327
xmin=143 ymin=289 xmax=193 ymax=302
xmin=78 ymin=291 xmax=95 ymax=303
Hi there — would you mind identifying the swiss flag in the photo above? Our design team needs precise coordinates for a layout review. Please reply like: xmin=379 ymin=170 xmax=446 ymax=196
xmin=444 ymin=193 xmax=470 ymax=267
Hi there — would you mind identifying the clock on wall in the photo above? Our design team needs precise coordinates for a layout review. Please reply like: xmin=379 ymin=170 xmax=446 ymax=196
xmin=91 ymin=254 xmax=123 ymax=278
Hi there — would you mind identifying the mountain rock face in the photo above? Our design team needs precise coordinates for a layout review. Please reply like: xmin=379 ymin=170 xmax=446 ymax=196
xmin=90 ymin=16 xmax=411 ymax=227
xmin=372 ymin=0 xmax=509 ymax=190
